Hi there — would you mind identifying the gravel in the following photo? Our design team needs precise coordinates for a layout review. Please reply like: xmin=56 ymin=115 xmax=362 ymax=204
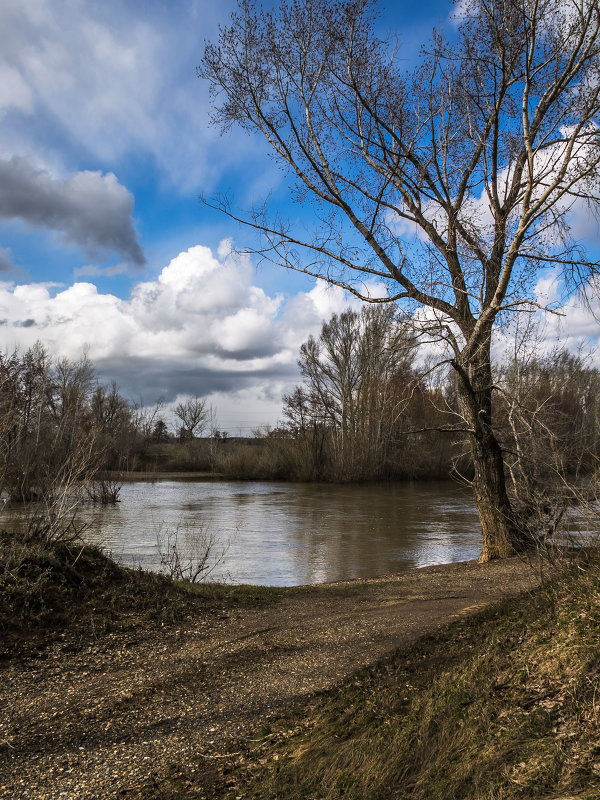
xmin=0 ymin=557 xmax=540 ymax=799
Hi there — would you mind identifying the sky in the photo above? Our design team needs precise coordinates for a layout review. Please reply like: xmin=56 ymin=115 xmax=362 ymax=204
xmin=0 ymin=0 xmax=598 ymax=434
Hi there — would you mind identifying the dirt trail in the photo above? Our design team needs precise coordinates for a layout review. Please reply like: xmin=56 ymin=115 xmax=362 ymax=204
xmin=0 ymin=558 xmax=540 ymax=799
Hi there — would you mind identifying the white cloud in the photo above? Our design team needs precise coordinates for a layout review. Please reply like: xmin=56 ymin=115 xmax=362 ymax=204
xmin=568 ymin=200 xmax=600 ymax=243
xmin=534 ymin=273 xmax=562 ymax=307
xmin=279 ymin=279 xmax=358 ymax=334
xmin=386 ymin=121 xmax=600 ymax=275
xmin=0 ymin=63 xmax=34 ymax=116
xmin=543 ymin=291 xmax=600 ymax=344
xmin=0 ymin=0 xmax=246 ymax=192
xmin=0 ymin=242 xmax=357 ymax=425
xmin=490 ymin=270 xmax=600 ymax=366
xmin=1 ymin=238 xmax=596 ymax=426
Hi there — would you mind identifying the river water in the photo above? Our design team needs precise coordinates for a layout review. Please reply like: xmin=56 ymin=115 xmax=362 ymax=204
xmin=79 ymin=479 xmax=482 ymax=586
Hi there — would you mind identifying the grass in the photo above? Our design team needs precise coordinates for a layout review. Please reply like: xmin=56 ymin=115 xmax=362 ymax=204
xmin=0 ymin=528 xmax=286 ymax=656
xmin=0 ymin=526 xmax=368 ymax=657
xmin=213 ymin=558 xmax=600 ymax=800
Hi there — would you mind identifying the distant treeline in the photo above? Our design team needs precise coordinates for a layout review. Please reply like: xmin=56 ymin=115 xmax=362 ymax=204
xmin=135 ymin=307 xmax=600 ymax=488
xmin=2 ymin=308 xmax=600 ymax=505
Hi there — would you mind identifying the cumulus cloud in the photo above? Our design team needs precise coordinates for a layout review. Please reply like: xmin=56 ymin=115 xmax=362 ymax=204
xmin=490 ymin=267 xmax=600 ymax=368
xmin=387 ymin=122 xmax=600 ymax=275
xmin=0 ymin=238 xmax=596 ymax=427
xmin=0 ymin=242 xmax=355 ymax=426
xmin=0 ymin=156 xmax=145 ymax=266
xmin=535 ymin=272 xmax=600 ymax=346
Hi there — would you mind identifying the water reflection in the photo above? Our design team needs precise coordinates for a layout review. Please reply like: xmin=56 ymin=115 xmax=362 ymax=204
xmin=79 ymin=480 xmax=482 ymax=586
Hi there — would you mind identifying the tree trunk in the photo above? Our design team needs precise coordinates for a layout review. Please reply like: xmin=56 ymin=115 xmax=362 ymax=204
xmin=470 ymin=425 xmax=522 ymax=561
xmin=454 ymin=350 xmax=525 ymax=561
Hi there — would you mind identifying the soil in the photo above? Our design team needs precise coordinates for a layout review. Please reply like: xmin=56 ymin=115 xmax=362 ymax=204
xmin=0 ymin=557 xmax=541 ymax=799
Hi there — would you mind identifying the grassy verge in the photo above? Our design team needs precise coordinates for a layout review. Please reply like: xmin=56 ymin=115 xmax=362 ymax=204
xmin=202 ymin=559 xmax=600 ymax=800
xmin=0 ymin=528 xmax=369 ymax=657
xmin=0 ymin=529 xmax=285 ymax=656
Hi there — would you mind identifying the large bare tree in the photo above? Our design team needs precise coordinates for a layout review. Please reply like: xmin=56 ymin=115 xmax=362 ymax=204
xmin=201 ymin=0 xmax=600 ymax=560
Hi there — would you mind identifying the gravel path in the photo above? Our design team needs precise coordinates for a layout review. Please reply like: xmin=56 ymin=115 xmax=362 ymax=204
xmin=0 ymin=558 xmax=540 ymax=799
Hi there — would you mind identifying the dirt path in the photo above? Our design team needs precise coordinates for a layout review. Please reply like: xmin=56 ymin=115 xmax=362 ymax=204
xmin=0 ymin=558 xmax=540 ymax=799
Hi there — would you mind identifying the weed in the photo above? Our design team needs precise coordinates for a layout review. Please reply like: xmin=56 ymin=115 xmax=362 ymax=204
xmin=157 ymin=520 xmax=231 ymax=583
xmin=86 ymin=477 xmax=122 ymax=504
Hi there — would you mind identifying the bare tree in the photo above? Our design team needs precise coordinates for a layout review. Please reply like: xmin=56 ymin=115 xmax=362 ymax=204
xmin=132 ymin=398 xmax=166 ymax=443
xmin=202 ymin=0 xmax=600 ymax=559
xmin=494 ymin=321 xmax=600 ymax=541
xmin=284 ymin=305 xmax=417 ymax=478
xmin=90 ymin=381 xmax=136 ymax=470
xmin=173 ymin=396 xmax=209 ymax=440
xmin=0 ymin=345 xmax=136 ymax=511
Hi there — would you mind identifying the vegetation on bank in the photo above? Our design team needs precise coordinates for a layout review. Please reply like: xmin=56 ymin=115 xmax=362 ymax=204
xmin=0 ymin=530 xmax=285 ymax=657
xmin=4 ymin=323 xmax=600 ymax=495
xmin=192 ymin=557 xmax=600 ymax=800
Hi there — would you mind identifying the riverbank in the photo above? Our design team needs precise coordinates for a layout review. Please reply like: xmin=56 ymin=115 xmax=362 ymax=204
xmin=1 ymin=544 xmax=555 ymax=800
xmin=109 ymin=470 xmax=222 ymax=481
xmin=237 ymin=556 xmax=600 ymax=800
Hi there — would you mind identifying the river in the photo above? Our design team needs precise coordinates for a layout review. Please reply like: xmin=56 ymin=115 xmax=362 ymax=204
xmin=78 ymin=479 xmax=482 ymax=586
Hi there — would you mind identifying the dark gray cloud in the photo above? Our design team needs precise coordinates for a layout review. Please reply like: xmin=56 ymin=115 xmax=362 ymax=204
xmin=215 ymin=343 xmax=281 ymax=361
xmin=0 ymin=156 xmax=145 ymax=266
xmin=95 ymin=357 xmax=299 ymax=405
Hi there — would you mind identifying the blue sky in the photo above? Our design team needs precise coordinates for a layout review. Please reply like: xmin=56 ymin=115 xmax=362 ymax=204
xmin=0 ymin=0 xmax=598 ymax=432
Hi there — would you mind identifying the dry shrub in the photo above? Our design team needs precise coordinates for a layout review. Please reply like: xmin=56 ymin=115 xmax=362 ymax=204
xmin=157 ymin=520 xmax=230 ymax=583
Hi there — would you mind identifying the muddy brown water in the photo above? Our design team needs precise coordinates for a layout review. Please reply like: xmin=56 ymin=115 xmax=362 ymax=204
xmin=79 ymin=479 xmax=483 ymax=585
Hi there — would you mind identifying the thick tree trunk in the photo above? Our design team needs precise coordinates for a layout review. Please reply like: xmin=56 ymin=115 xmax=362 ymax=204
xmin=470 ymin=425 xmax=522 ymax=561
xmin=454 ymin=349 xmax=525 ymax=562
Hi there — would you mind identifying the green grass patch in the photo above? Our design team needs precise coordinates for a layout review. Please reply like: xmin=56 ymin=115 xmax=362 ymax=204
xmin=225 ymin=561 xmax=600 ymax=800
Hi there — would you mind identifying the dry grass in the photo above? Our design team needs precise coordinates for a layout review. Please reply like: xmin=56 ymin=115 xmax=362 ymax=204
xmin=0 ymin=529 xmax=285 ymax=657
xmin=226 ymin=558 xmax=600 ymax=800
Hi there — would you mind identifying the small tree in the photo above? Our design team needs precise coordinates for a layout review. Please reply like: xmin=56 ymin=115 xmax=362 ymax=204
xmin=173 ymin=396 xmax=208 ymax=440
xmin=151 ymin=419 xmax=170 ymax=443
xmin=202 ymin=0 xmax=600 ymax=559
